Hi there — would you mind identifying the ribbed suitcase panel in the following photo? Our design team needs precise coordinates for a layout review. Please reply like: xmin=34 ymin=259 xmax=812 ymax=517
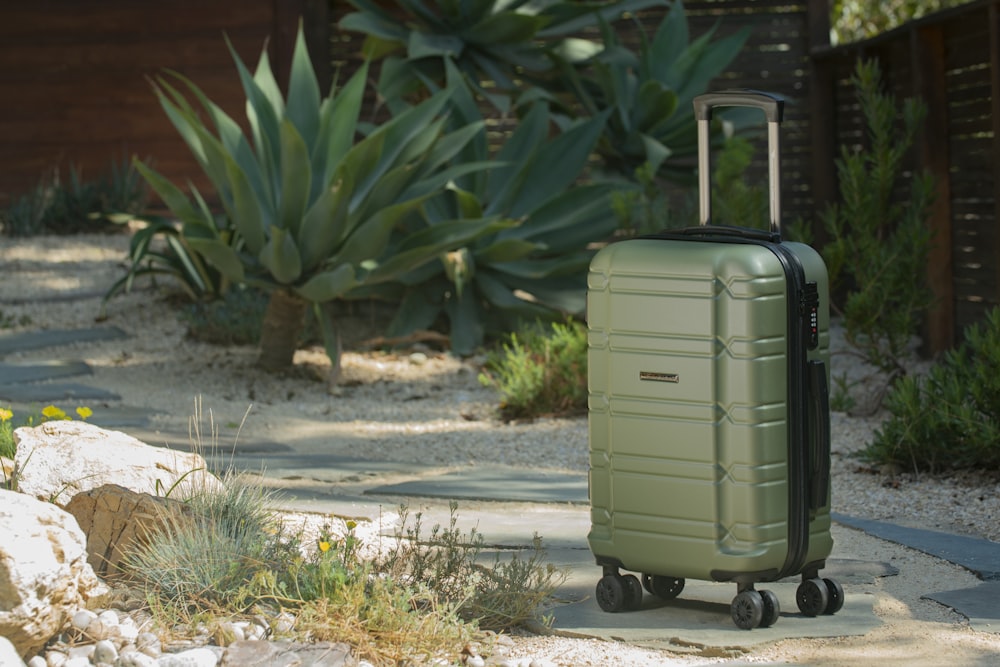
xmin=588 ymin=239 xmax=814 ymax=580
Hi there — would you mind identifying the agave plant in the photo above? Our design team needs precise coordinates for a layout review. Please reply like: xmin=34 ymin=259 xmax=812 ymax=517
xmin=375 ymin=64 xmax=624 ymax=354
xmin=556 ymin=0 xmax=751 ymax=183
xmin=339 ymin=0 xmax=665 ymax=110
xmin=132 ymin=24 xmax=503 ymax=376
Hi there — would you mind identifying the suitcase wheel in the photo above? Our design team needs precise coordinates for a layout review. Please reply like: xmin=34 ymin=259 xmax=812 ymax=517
xmin=796 ymin=577 xmax=842 ymax=616
xmin=641 ymin=573 xmax=685 ymax=600
xmin=730 ymin=588 xmax=781 ymax=630
xmin=595 ymin=573 xmax=643 ymax=612
xmin=822 ymin=577 xmax=844 ymax=614
xmin=731 ymin=590 xmax=764 ymax=630
xmin=759 ymin=589 xmax=780 ymax=628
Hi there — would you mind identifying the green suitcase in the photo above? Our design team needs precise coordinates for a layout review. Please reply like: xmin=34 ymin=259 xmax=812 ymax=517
xmin=587 ymin=91 xmax=839 ymax=630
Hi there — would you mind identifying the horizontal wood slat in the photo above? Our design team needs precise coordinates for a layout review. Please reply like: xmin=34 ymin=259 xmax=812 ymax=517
xmin=0 ymin=0 xmax=326 ymax=207
xmin=3 ymin=0 xmax=997 ymax=353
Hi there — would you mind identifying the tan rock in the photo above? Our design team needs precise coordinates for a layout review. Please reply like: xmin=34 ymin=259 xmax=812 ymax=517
xmin=64 ymin=484 xmax=192 ymax=579
xmin=12 ymin=420 xmax=222 ymax=504
xmin=1 ymin=455 xmax=14 ymax=485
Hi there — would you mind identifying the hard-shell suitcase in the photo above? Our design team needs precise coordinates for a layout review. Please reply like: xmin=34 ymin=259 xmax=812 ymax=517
xmin=586 ymin=91 xmax=840 ymax=630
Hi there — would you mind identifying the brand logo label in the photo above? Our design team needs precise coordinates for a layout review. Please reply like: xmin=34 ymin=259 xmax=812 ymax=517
xmin=639 ymin=371 xmax=679 ymax=383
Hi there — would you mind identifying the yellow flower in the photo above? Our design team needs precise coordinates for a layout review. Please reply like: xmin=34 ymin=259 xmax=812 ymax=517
xmin=75 ymin=407 xmax=93 ymax=420
xmin=346 ymin=520 xmax=357 ymax=531
xmin=0 ymin=408 xmax=12 ymax=422
xmin=41 ymin=405 xmax=66 ymax=420
xmin=319 ymin=541 xmax=331 ymax=553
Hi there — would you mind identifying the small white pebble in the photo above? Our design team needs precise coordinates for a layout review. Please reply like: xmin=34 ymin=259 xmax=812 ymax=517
xmin=118 ymin=616 xmax=140 ymax=642
xmin=92 ymin=639 xmax=118 ymax=665
xmin=116 ymin=649 xmax=158 ymax=667
xmin=97 ymin=609 xmax=120 ymax=627
xmin=44 ymin=650 xmax=67 ymax=667
xmin=135 ymin=632 xmax=161 ymax=657
xmin=71 ymin=609 xmax=96 ymax=633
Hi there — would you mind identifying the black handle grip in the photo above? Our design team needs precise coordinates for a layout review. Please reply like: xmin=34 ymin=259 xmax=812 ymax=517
xmin=693 ymin=90 xmax=785 ymax=123
xmin=807 ymin=360 xmax=831 ymax=511
xmin=648 ymin=224 xmax=780 ymax=244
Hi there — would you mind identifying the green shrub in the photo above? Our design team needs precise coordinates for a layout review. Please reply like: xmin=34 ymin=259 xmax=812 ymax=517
xmin=0 ymin=310 xmax=31 ymax=329
xmin=181 ymin=286 xmax=269 ymax=345
xmin=103 ymin=215 xmax=232 ymax=307
xmin=0 ymin=408 xmax=12 ymax=461
xmin=382 ymin=90 xmax=618 ymax=355
xmin=339 ymin=0 xmax=662 ymax=109
xmin=861 ymin=307 xmax=1000 ymax=473
xmin=0 ymin=158 xmax=148 ymax=237
xmin=559 ymin=1 xmax=751 ymax=186
xmin=124 ymin=445 xmax=564 ymax=662
xmin=831 ymin=0 xmax=967 ymax=44
xmin=124 ymin=470 xmax=294 ymax=611
xmin=130 ymin=25 xmax=501 ymax=376
xmin=375 ymin=502 xmax=566 ymax=633
xmin=613 ymin=134 xmax=770 ymax=236
xmin=479 ymin=319 xmax=588 ymax=420
xmin=821 ymin=59 xmax=935 ymax=380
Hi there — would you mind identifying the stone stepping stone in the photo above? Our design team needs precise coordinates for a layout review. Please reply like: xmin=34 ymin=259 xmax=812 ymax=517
xmin=0 ymin=359 xmax=92 ymax=384
xmin=0 ymin=382 xmax=119 ymax=403
xmin=925 ymin=582 xmax=1000 ymax=632
xmin=833 ymin=512 xmax=1000 ymax=581
xmin=0 ymin=326 xmax=127 ymax=357
xmin=366 ymin=465 xmax=588 ymax=505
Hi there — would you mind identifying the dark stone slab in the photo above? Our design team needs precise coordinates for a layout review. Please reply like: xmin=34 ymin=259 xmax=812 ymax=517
xmin=0 ymin=326 xmax=127 ymax=356
xmin=0 ymin=359 xmax=92 ymax=384
xmin=0 ymin=382 xmax=119 ymax=402
xmin=366 ymin=465 xmax=588 ymax=505
xmin=814 ymin=557 xmax=899 ymax=585
xmin=924 ymin=582 xmax=1000 ymax=632
xmin=833 ymin=513 xmax=1000 ymax=581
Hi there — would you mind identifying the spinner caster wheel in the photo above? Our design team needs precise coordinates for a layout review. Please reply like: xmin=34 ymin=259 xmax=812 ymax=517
xmin=796 ymin=577 xmax=830 ymax=617
xmin=731 ymin=590 xmax=764 ymax=630
xmin=823 ymin=578 xmax=844 ymax=614
xmin=596 ymin=573 xmax=643 ymax=612
xmin=622 ymin=574 xmax=643 ymax=611
xmin=759 ymin=589 xmax=780 ymax=628
xmin=596 ymin=574 xmax=627 ymax=612
xmin=642 ymin=574 xmax=685 ymax=600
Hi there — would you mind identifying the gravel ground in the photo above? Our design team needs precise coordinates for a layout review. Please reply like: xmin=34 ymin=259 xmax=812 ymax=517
xmin=2 ymin=232 xmax=998 ymax=542
xmin=3 ymin=232 xmax=1000 ymax=666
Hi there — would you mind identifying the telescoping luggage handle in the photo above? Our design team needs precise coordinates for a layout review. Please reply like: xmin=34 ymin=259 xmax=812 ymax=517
xmin=693 ymin=91 xmax=785 ymax=237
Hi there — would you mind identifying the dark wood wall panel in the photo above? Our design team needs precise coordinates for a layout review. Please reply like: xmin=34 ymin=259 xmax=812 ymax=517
xmin=0 ymin=0 xmax=328 ymax=207
xmin=5 ymin=0 xmax=999 ymax=353
xmin=812 ymin=0 xmax=1000 ymax=349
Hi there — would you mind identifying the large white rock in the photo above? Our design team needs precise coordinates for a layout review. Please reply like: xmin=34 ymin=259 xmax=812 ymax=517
xmin=0 ymin=635 xmax=27 ymax=667
xmin=12 ymin=421 xmax=222 ymax=504
xmin=0 ymin=489 xmax=108 ymax=660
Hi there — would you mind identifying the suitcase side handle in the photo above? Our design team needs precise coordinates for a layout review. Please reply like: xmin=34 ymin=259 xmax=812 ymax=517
xmin=693 ymin=90 xmax=785 ymax=236
xmin=808 ymin=359 xmax=832 ymax=510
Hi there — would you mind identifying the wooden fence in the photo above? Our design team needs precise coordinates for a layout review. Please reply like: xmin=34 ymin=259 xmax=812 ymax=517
xmin=2 ymin=0 xmax=997 ymax=352
xmin=0 ymin=0 xmax=330 ymax=209
xmin=810 ymin=0 xmax=1000 ymax=352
